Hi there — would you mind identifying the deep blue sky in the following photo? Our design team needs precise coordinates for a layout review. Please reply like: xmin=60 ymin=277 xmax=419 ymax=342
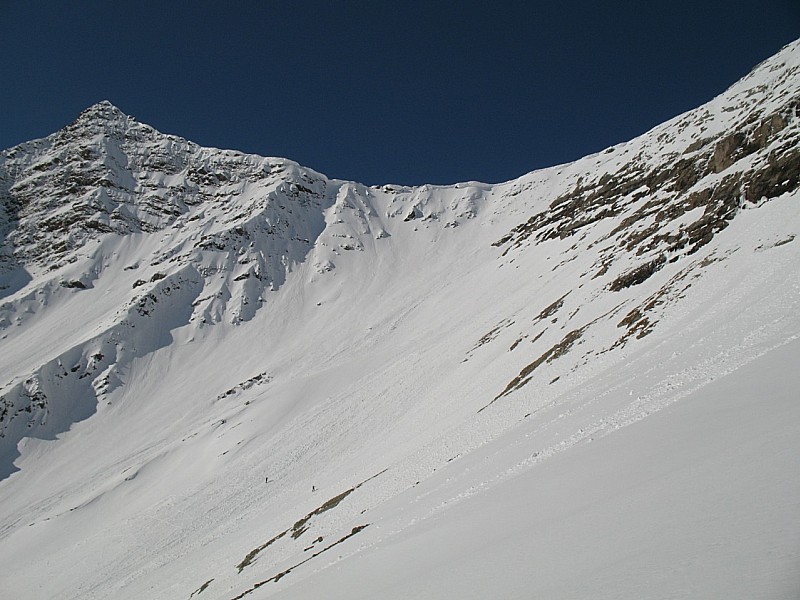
xmin=2 ymin=1 xmax=798 ymax=185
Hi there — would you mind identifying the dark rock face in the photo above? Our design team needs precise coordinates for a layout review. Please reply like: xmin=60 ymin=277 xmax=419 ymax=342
xmin=744 ymin=148 xmax=800 ymax=203
xmin=493 ymin=101 xmax=800 ymax=290
xmin=709 ymin=110 xmax=789 ymax=174
xmin=609 ymin=255 xmax=666 ymax=292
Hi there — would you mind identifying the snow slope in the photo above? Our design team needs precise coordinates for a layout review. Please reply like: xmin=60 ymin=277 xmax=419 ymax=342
xmin=0 ymin=40 xmax=798 ymax=599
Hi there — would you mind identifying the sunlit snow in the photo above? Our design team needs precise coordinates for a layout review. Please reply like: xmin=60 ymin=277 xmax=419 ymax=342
xmin=0 ymin=40 xmax=798 ymax=600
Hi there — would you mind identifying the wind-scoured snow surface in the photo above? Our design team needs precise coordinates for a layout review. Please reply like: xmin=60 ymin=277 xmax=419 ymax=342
xmin=1 ymin=41 xmax=799 ymax=599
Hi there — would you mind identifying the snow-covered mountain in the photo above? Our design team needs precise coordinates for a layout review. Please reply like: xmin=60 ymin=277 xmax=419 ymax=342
xmin=0 ymin=40 xmax=798 ymax=600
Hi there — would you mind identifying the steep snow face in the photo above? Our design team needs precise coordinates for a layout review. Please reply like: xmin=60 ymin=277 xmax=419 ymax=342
xmin=0 ymin=41 xmax=799 ymax=600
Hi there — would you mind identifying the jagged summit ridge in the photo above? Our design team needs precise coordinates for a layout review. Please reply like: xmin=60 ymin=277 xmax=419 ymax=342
xmin=78 ymin=99 xmax=126 ymax=117
xmin=2 ymin=101 xmax=283 ymax=263
xmin=70 ymin=100 xmax=130 ymax=131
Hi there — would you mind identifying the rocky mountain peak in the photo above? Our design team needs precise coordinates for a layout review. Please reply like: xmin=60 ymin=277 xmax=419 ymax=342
xmin=75 ymin=99 xmax=128 ymax=123
xmin=54 ymin=99 xmax=147 ymax=147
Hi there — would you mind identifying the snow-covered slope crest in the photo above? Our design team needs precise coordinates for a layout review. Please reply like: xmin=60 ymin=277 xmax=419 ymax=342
xmin=0 ymin=40 xmax=798 ymax=600
xmin=0 ymin=94 xmax=497 ymax=475
xmin=0 ymin=103 xmax=391 ymax=466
